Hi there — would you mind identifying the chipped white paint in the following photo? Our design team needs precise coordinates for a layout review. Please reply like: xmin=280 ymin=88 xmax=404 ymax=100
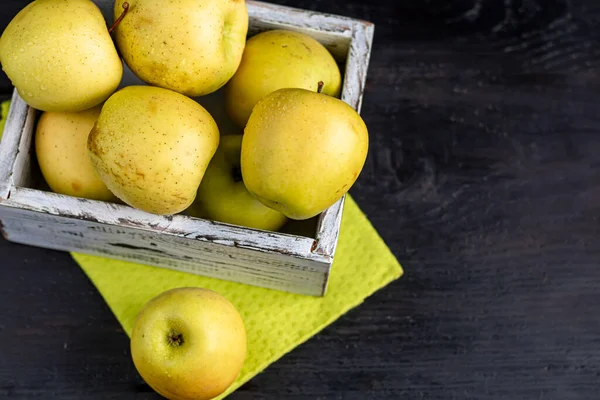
xmin=0 ymin=0 xmax=374 ymax=296
xmin=1 ymin=204 xmax=330 ymax=296
xmin=0 ymin=91 xmax=33 ymax=199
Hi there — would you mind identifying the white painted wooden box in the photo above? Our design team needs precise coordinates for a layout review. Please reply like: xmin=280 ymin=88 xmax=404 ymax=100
xmin=0 ymin=0 xmax=373 ymax=296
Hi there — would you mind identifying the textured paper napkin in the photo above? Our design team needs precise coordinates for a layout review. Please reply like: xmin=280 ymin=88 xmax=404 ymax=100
xmin=71 ymin=195 xmax=402 ymax=399
xmin=0 ymin=100 xmax=10 ymax=139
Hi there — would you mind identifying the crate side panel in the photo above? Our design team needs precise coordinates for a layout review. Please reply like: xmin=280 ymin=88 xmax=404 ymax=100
xmin=5 ymin=187 xmax=319 ymax=259
xmin=0 ymin=204 xmax=330 ymax=279
xmin=314 ymin=195 xmax=345 ymax=257
xmin=12 ymin=103 xmax=36 ymax=189
xmin=314 ymin=22 xmax=374 ymax=257
xmin=341 ymin=21 xmax=375 ymax=113
xmin=0 ymin=91 xmax=29 ymax=199
xmin=0 ymin=206 xmax=329 ymax=296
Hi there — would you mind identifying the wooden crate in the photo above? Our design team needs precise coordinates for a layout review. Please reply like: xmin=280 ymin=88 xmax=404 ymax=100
xmin=0 ymin=0 xmax=374 ymax=296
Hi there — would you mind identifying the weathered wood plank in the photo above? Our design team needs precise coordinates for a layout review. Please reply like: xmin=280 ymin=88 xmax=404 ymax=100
xmin=0 ymin=205 xmax=331 ymax=296
xmin=2 ymin=186 xmax=322 ymax=259
xmin=11 ymin=100 xmax=36 ymax=189
xmin=0 ymin=91 xmax=29 ymax=199
xmin=343 ymin=20 xmax=374 ymax=113
xmin=314 ymin=195 xmax=345 ymax=258
xmin=314 ymin=20 xmax=374 ymax=257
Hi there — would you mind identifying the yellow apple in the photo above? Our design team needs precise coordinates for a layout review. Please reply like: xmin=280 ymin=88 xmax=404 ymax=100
xmin=35 ymin=105 xmax=117 ymax=201
xmin=224 ymin=29 xmax=342 ymax=128
xmin=112 ymin=0 xmax=248 ymax=97
xmin=0 ymin=0 xmax=123 ymax=112
xmin=130 ymin=287 xmax=246 ymax=400
xmin=241 ymin=88 xmax=369 ymax=220
xmin=187 ymin=134 xmax=288 ymax=231
xmin=87 ymin=85 xmax=220 ymax=215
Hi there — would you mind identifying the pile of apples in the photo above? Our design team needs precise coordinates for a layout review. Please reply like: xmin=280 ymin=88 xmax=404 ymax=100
xmin=0 ymin=0 xmax=369 ymax=234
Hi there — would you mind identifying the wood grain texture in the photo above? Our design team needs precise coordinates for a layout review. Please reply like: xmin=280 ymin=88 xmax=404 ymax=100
xmin=0 ymin=91 xmax=31 ymax=199
xmin=0 ymin=186 xmax=330 ymax=295
xmin=2 ymin=0 xmax=600 ymax=399
xmin=0 ymin=207 xmax=330 ymax=293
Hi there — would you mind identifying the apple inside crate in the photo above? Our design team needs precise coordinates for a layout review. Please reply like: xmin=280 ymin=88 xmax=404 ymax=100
xmin=0 ymin=0 xmax=373 ymax=296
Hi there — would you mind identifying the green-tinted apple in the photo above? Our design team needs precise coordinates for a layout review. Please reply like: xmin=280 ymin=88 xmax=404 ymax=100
xmin=0 ymin=100 xmax=9 ymax=139
xmin=187 ymin=134 xmax=287 ymax=231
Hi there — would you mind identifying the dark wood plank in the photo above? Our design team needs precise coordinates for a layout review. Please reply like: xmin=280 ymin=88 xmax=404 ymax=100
xmin=0 ymin=239 xmax=147 ymax=399
xmin=2 ymin=0 xmax=600 ymax=398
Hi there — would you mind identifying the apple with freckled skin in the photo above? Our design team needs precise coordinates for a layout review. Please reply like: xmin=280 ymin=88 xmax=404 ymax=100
xmin=112 ymin=0 xmax=249 ymax=97
xmin=241 ymin=86 xmax=369 ymax=220
xmin=87 ymin=85 xmax=220 ymax=216
xmin=130 ymin=287 xmax=247 ymax=400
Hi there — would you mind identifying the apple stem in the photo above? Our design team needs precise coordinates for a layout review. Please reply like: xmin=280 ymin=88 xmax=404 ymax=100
xmin=108 ymin=2 xmax=130 ymax=34
xmin=317 ymin=81 xmax=324 ymax=94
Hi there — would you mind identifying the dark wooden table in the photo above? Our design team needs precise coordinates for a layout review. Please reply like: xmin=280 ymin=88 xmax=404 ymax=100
xmin=2 ymin=0 xmax=600 ymax=398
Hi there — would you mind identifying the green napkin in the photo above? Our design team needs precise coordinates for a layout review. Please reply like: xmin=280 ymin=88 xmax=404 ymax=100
xmin=0 ymin=100 xmax=10 ymax=139
xmin=72 ymin=195 xmax=402 ymax=399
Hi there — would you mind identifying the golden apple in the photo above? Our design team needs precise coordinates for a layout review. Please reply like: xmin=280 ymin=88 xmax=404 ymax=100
xmin=112 ymin=0 xmax=248 ymax=97
xmin=241 ymin=88 xmax=369 ymax=220
xmin=35 ymin=105 xmax=117 ymax=201
xmin=87 ymin=85 xmax=220 ymax=215
xmin=187 ymin=134 xmax=288 ymax=231
xmin=130 ymin=287 xmax=246 ymax=400
xmin=224 ymin=29 xmax=342 ymax=128
xmin=0 ymin=0 xmax=123 ymax=112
